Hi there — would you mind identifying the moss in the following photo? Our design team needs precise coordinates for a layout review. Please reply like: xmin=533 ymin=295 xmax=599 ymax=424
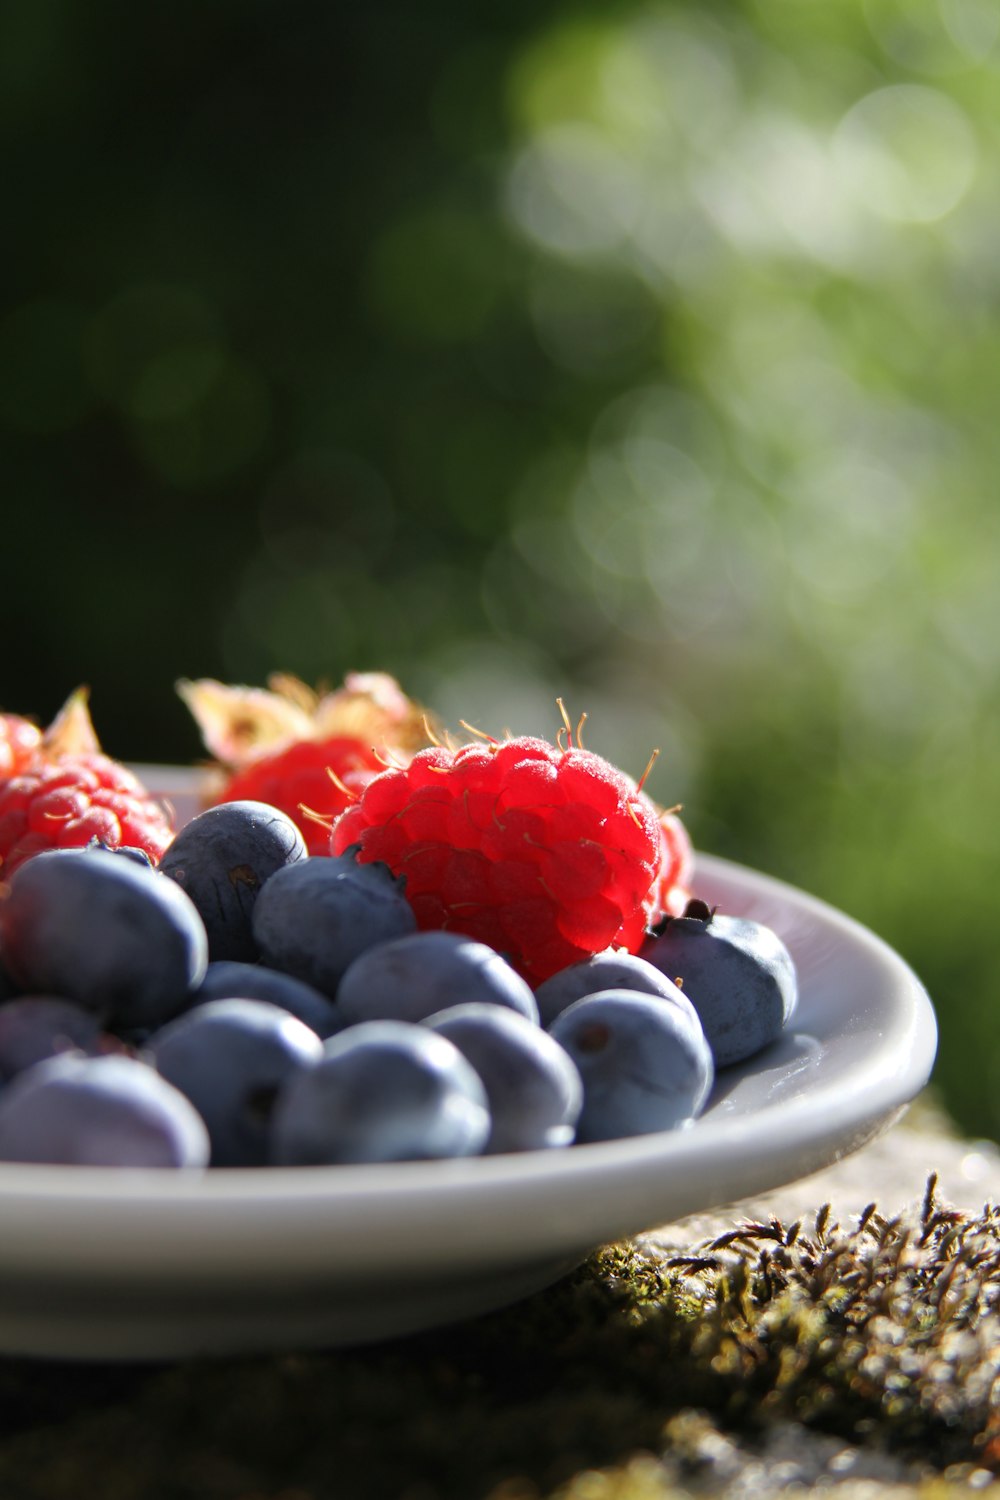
xmin=0 ymin=1177 xmax=996 ymax=1499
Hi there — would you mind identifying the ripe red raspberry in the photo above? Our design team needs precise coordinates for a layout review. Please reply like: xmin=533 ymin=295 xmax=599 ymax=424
xmin=0 ymin=756 xmax=174 ymax=876
xmin=215 ymin=737 xmax=384 ymax=857
xmin=0 ymin=714 xmax=42 ymax=778
xmin=653 ymin=809 xmax=694 ymax=921
xmin=331 ymin=733 xmax=683 ymax=985
xmin=0 ymin=690 xmax=174 ymax=877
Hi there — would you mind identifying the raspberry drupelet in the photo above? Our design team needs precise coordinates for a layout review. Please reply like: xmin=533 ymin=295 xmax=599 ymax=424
xmin=331 ymin=728 xmax=690 ymax=985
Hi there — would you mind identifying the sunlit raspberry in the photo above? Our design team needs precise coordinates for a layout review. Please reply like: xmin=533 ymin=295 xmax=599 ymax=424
xmin=332 ymin=728 xmax=689 ymax=985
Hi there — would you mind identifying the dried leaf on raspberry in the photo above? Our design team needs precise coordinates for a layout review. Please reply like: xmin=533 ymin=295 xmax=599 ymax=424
xmin=177 ymin=671 xmax=436 ymax=857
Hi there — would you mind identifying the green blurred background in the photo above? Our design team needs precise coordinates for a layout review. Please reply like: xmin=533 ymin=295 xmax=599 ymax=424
xmin=2 ymin=0 xmax=998 ymax=1135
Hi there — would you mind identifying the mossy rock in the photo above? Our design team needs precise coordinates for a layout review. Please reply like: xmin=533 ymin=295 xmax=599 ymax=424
xmin=0 ymin=1174 xmax=996 ymax=1499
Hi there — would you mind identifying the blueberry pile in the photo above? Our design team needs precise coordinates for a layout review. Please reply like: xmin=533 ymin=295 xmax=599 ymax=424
xmin=0 ymin=802 xmax=797 ymax=1169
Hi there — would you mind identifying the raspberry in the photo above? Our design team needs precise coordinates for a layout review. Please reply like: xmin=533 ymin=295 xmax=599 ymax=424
xmin=0 ymin=690 xmax=174 ymax=877
xmin=215 ymin=738 xmax=385 ymax=857
xmin=0 ymin=714 xmax=42 ymax=779
xmin=331 ymin=731 xmax=684 ymax=985
xmin=0 ymin=756 xmax=174 ymax=876
xmin=653 ymin=808 xmax=694 ymax=921
xmin=179 ymin=671 xmax=432 ymax=857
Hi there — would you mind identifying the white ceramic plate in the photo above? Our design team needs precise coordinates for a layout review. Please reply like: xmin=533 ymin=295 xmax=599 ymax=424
xmin=0 ymin=770 xmax=937 ymax=1360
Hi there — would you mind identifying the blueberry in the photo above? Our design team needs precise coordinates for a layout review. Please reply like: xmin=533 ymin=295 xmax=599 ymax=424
xmin=190 ymin=961 xmax=342 ymax=1038
xmin=251 ymin=854 xmax=417 ymax=997
xmin=535 ymin=949 xmax=702 ymax=1032
xmin=0 ymin=1053 xmax=210 ymax=1167
xmin=337 ymin=930 xmax=539 ymax=1027
xmin=549 ymin=990 xmax=714 ymax=1143
xmin=0 ymin=848 xmax=208 ymax=1030
xmin=0 ymin=997 xmax=106 ymax=1084
xmin=423 ymin=1002 xmax=582 ymax=1153
xmin=270 ymin=1020 xmax=490 ymax=1165
xmin=84 ymin=836 xmax=154 ymax=869
xmin=148 ymin=999 xmax=323 ymax=1167
xmin=641 ymin=899 xmax=797 ymax=1067
xmin=159 ymin=801 xmax=307 ymax=963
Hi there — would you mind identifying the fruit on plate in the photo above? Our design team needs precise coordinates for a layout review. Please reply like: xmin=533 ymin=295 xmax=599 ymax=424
xmin=0 ymin=674 xmax=802 ymax=1170
xmin=178 ymin=672 xmax=432 ymax=856
xmin=0 ymin=690 xmax=174 ymax=876
xmin=641 ymin=897 xmax=798 ymax=1067
xmin=0 ymin=997 xmax=107 ymax=1083
xmin=190 ymin=961 xmax=341 ymax=1038
xmin=0 ymin=846 xmax=208 ymax=1031
xmin=148 ymin=998 xmax=325 ymax=1167
xmin=424 ymin=1002 xmax=583 ymax=1154
xmin=158 ymin=800 xmax=308 ymax=963
xmin=336 ymin=930 xmax=539 ymax=1027
xmin=250 ymin=852 xmax=418 ymax=996
xmin=269 ymin=1020 xmax=491 ymax=1166
xmin=549 ymin=990 xmax=714 ymax=1142
xmin=330 ymin=714 xmax=689 ymax=985
xmin=0 ymin=1053 xmax=211 ymax=1168
xmin=533 ymin=948 xmax=702 ymax=1031
xmin=0 ymin=713 xmax=42 ymax=778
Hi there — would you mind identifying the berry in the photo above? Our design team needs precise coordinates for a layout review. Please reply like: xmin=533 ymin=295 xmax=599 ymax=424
xmin=549 ymin=990 xmax=714 ymax=1142
xmin=337 ymin=930 xmax=539 ymax=1027
xmin=270 ymin=1020 xmax=490 ymax=1165
xmin=178 ymin=671 xmax=432 ymax=856
xmin=214 ymin=739 xmax=385 ymax=857
xmin=191 ymin=961 xmax=342 ymax=1038
xmin=0 ymin=713 xmax=42 ymax=778
xmin=0 ymin=1053 xmax=210 ymax=1168
xmin=534 ymin=948 xmax=702 ymax=1032
xmin=423 ymin=1002 xmax=582 ymax=1153
xmin=251 ymin=853 xmax=418 ymax=997
xmin=641 ymin=898 xmax=797 ymax=1067
xmin=0 ymin=691 xmax=173 ymax=876
xmin=159 ymin=800 xmax=308 ymax=962
xmin=148 ymin=999 xmax=324 ymax=1167
xmin=652 ymin=810 xmax=694 ymax=922
xmin=330 ymin=731 xmax=673 ymax=985
xmin=0 ymin=757 xmax=174 ymax=876
xmin=0 ymin=848 xmax=208 ymax=1031
xmin=0 ymin=996 xmax=106 ymax=1084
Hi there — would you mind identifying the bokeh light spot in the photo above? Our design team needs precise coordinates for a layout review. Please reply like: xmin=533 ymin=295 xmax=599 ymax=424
xmin=506 ymin=125 xmax=642 ymax=258
xmin=833 ymin=84 xmax=978 ymax=223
